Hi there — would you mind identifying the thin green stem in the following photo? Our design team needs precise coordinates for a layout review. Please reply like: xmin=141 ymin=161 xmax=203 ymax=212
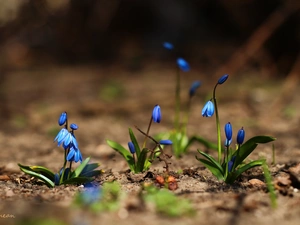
xmin=67 ymin=161 xmax=73 ymax=179
xmin=142 ymin=116 xmax=153 ymax=148
xmin=174 ymin=67 xmax=180 ymax=131
xmin=213 ymin=83 xmax=221 ymax=163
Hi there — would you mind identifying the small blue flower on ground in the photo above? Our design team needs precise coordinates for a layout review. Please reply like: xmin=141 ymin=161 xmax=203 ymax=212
xmin=218 ymin=74 xmax=229 ymax=84
xmin=201 ymin=100 xmax=214 ymax=117
xmin=58 ymin=112 xmax=67 ymax=126
xmin=70 ymin=123 xmax=78 ymax=130
xmin=177 ymin=58 xmax=190 ymax=72
xmin=228 ymin=156 xmax=236 ymax=172
xmin=128 ymin=142 xmax=136 ymax=154
xmin=54 ymin=128 xmax=69 ymax=146
xmin=67 ymin=146 xmax=83 ymax=163
xmin=163 ymin=42 xmax=174 ymax=50
xmin=237 ymin=127 xmax=245 ymax=145
xmin=81 ymin=186 xmax=102 ymax=205
xmin=159 ymin=140 xmax=173 ymax=145
xmin=224 ymin=122 xmax=232 ymax=142
xmin=152 ymin=104 xmax=161 ymax=123
xmin=189 ymin=81 xmax=201 ymax=97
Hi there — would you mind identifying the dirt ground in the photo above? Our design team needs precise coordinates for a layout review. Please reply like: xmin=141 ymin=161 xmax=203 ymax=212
xmin=0 ymin=63 xmax=300 ymax=225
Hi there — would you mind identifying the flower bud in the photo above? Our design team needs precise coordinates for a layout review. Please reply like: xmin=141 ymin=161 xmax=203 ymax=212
xmin=70 ymin=123 xmax=78 ymax=130
xmin=152 ymin=105 xmax=161 ymax=123
xmin=163 ymin=42 xmax=174 ymax=50
xmin=159 ymin=140 xmax=173 ymax=145
xmin=189 ymin=81 xmax=201 ymax=97
xmin=128 ymin=142 xmax=136 ymax=154
xmin=177 ymin=58 xmax=190 ymax=72
xmin=237 ymin=127 xmax=245 ymax=145
xmin=58 ymin=112 xmax=67 ymax=126
xmin=224 ymin=122 xmax=232 ymax=141
xmin=218 ymin=74 xmax=229 ymax=84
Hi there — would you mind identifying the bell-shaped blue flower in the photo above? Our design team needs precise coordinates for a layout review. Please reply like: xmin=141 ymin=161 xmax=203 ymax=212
xmin=177 ymin=58 xmax=190 ymax=72
xmin=152 ymin=104 xmax=161 ymax=123
xmin=159 ymin=140 xmax=173 ymax=145
xmin=218 ymin=74 xmax=229 ymax=85
xmin=201 ymin=100 xmax=214 ymax=117
xmin=128 ymin=142 xmax=135 ymax=154
xmin=67 ymin=146 xmax=83 ymax=163
xmin=237 ymin=127 xmax=245 ymax=145
xmin=224 ymin=122 xmax=232 ymax=142
xmin=163 ymin=42 xmax=174 ymax=50
xmin=58 ymin=112 xmax=67 ymax=126
xmin=54 ymin=128 xmax=69 ymax=146
xmin=70 ymin=123 xmax=78 ymax=130
xmin=189 ymin=81 xmax=201 ymax=97
xmin=228 ymin=156 xmax=236 ymax=172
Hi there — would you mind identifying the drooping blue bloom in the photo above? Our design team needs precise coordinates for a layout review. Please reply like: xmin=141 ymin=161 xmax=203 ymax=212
xmin=224 ymin=122 xmax=232 ymax=142
xmin=67 ymin=146 xmax=83 ymax=163
xmin=62 ymin=132 xmax=79 ymax=150
xmin=189 ymin=81 xmax=201 ymax=97
xmin=58 ymin=112 xmax=67 ymax=126
xmin=201 ymin=100 xmax=214 ymax=117
xmin=228 ymin=156 xmax=236 ymax=172
xmin=159 ymin=140 xmax=173 ymax=145
xmin=218 ymin=74 xmax=229 ymax=85
xmin=237 ymin=127 xmax=245 ymax=145
xmin=177 ymin=58 xmax=190 ymax=72
xmin=128 ymin=142 xmax=135 ymax=154
xmin=54 ymin=128 xmax=69 ymax=146
xmin=163 ymin=42 xmax=174 ymax=50
xmin=81 ymin=186 xmax=102 ymax=205
xmin=70 ymin=123 xmax=78 ymax=130
xmin=152 ymin=104 xmax=161 ymax=123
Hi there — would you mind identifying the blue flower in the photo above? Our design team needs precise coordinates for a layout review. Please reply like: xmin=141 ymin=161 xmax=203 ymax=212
xmin=54 ymin=128 xmax=69 ymax=146
xmin=237 ymin=127 xmax=245 ymax=145
xmin=159 ymin=140 xmax=173 ymax=145
xmin=224 ymin=122 xmax=232 ymax=143
xmin=128 ymin=142 xmax=136 ymax=154
xmin=224 ymin=138 xmax=232 ymax=147
xmin=58 ymin=112 xmax=67 ymax=126
xmin=67 ymin=146 xmax=83 ymax=163
xmin=81 ymin=186 xmax=102 ymax=205
xmin=189 ymin=81 xmax=201 ymax=97
xmin=70 ymin=123 xmax=78 ymax=130
xmin=228 ymin=156 xmax=236 ymax=172
xmin=218 ymin=74 xmax=229 ymax=85
xmin=163 ymin=42 xmax=174 ymax=50
xmin=201 ymin=100 xmax=214 ymax=117
xmin=152 ymin=104 xmax=161 ymax=123
xmin=177 ymin=58 xmax=190 ymax=72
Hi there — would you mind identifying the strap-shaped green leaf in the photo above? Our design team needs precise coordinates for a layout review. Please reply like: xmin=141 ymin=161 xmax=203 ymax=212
xmin=72 ymin=157 xmax=90 ymax=178
xmin=136 ymin=148 xmax=148 ymax=173
xmin=232 ymin=136 xmax=275 ymax=167
xmin=197 ymin=158 xmax=224 ymax=180
xmin=225 ymin=159 xmax=265 ymax=184
xmin=196 ymin=150 xmax=224 ymax=174
xmin=106 ymin=139 xmax=135 ymax=171
xmin=80 ymin=163 xmax=100 ymax=175
xmin=18 ymin=164 xmax=55 ymax=180
xmin=129 ymin=128 xmax=141 ymax=157
xmin=19 ymin=166 xmax=55 ymax=188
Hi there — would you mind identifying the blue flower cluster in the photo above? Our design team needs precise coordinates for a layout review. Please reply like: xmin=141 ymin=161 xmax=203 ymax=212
xmin=54 ymin=112 xmax=83 ymax=163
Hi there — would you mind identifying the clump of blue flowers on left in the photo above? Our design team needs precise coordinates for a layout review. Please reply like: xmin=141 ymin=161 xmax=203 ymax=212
xmin=18 ymin=112 xmax=101 ymax=188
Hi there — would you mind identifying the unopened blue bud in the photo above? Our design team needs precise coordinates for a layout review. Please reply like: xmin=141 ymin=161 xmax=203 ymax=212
xmin=228 ymin=156 xmax=236 ymax=172
xmin=189 ymin=81 xmax=201 ymax=97
xmin=177 ymin=58 xmax=190 ymax=72
xmin=201 ymin=100 xmax=214 ymax=117
xmin=70 ymin=123 xmax=78 ymax=130
xmin=237 ymin=127 xmax=245 ymax=145
xmin=128 ymin=142 xmax=136 ymax=154
xmin=224 ymin=122 xmax=232 ymax=141
xmin=218 ymin=74 xmax=229 ymax=84
xmin=58 ymin=112 xmax=67 ymax=126
xmin=152 ymin=105 xmax=161 ymax=123
xmin=163 ymin=42 xmax=174 ymax=50
xmin=159 ymin=140 xmax=173 ymax=145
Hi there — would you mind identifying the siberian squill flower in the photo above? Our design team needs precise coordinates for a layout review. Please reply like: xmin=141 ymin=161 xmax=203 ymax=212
xmin=159 ymin=140 xmax=173 ymax=145
xmin=201 ymin=100 xmax=214 ymax=117
xmin=177 ymin=58 xmax=190 ymax=72
xmin=218 ymin=74 xmax=229 ymax=85
xmin=67 ymin=146 xmax=83 ymax=163
xmin=163 ymin=42 xmax=174 ymax=50
xmin=58 ymin=112 xmax=67 ymax=126
xmin=224 ymin=122 xmax=232 ymax=147
xmin=228 ymin=156 xmax=236 ymax=172
xmin=237 ymin=127 xmax=245 ymax=145
xmin=189 ymin=81 xmax=201 ymax=98
xmin=54 ymin=128 xmax=69 ymax=146
xmin=128 ymin=142 xmax=136 ymax=154
xmin=152 ymin=104 xmax=161 ymax=123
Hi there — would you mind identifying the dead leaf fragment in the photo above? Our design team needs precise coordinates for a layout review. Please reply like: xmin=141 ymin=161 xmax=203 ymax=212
xmin=0 ymin=175 xmax=10 ymax=181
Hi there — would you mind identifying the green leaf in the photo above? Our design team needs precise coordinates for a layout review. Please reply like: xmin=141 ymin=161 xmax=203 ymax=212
xmin=136 ymin=148 xmax=149 ymax=173
xmin=129 ymin=128 xmax=141 ymax=157
xmin=232 ymin=136 xmax=275 ymax=166
xmin=62 ymin=176 xmax=94 ymax=185
xmin=106 ymin=139 xmax=135 ymax=171
xmin=29 ymin=165 xmax=55 ymax=179
xmin=198 ymin=158 xmax=224 ymax=180
xmin=80 ymin=163 xmax=100 ymax=175
xmin=196 ymin=150 xmax=224 ymax=174
xmin=19 ymin=166 xmax=55 ymax=188
xmin=72 ymin=157 xmax=90 ymax=178
xmin=225 ymin=159 xmax=265 ymax=184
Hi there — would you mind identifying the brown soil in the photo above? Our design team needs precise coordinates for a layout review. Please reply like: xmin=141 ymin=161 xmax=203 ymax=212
xmin=0 ymin=64 xmax=300 ymax=225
